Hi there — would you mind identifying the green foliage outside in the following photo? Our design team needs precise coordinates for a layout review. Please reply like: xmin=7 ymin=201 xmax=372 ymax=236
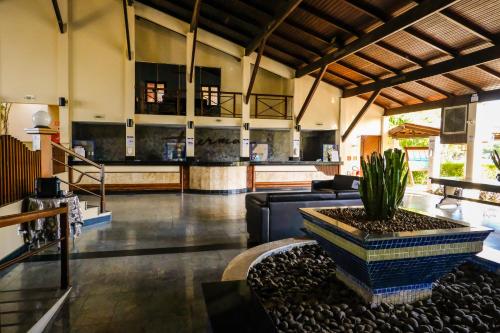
xmin=482 ymin=164 xmax=497 ymax=180
xmin=412 ymin=171 xmax=428 ymax=184
xmin=440 ymin=162 xmax=464 ymax=178
xmin=359 ymin=149 xmax=408 ymax=220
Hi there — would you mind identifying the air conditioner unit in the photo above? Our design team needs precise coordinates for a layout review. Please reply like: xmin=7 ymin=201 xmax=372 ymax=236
xmin=440 ymin=105 xmax=468 ymax=144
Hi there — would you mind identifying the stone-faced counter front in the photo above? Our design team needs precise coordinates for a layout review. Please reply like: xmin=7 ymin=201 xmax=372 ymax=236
xmin=189 ymin=165 xmax=247 ymax=193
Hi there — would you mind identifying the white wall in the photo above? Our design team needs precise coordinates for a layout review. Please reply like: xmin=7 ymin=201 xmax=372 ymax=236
xmin=294 ymin=76 xmax=342 ymax=130
xmin=0 ymin=201 xmax=24 ymax=260
xmin=0 ymin=0 xmax=59 ymax=104
xmin=70 ymin=0 xmax=127 ymax=123
xmin=339 ymin=97 xmax=385 ymax=174
xmin=8 ymin=104 xmax=49 ymax=142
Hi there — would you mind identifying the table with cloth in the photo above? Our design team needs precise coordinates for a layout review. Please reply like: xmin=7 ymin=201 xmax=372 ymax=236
xmin=22 ymin=194 xmax=84 ymax=248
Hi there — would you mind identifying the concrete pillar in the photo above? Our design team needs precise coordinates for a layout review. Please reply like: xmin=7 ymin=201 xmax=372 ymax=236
xmin=291 ymin=78 xmax=302 ymax=160
xmin=465 ymin=102 xmax=481 ymax=181
xmin=56 ymin=0 xmax=70 ymax=147
xmin=290 ymin=127 xmax=300 ymax=160
xmin=427 ymin=136 xmax=441 ymax=190
xmin=186 ymin=32 xmax=195 ymax=158
xmin=124 ymin=3 xmax=136 ymax=159
xmin=240 ymin=56 xmax=251 ymax=160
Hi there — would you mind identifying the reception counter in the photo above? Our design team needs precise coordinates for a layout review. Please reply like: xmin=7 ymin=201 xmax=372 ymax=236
xmin=70 ymin=160 xmax=342 ymax=194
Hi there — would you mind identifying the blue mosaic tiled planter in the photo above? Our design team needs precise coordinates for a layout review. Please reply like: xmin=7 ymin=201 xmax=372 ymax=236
xmin=300 ymin=207 xmax=493 ymax=304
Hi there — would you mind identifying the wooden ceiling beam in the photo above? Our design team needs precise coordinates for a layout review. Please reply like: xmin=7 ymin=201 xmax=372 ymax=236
xmin=188 ymin=0 xmax=202 ymax=83
xmin=342 ymin=89 xmax=381 ymax=142
xmin=296 ymin=0 xmax=458 ymax=77
xmin=355 ymin=52 xmax=402 ymax=74
xmin=326 ymin=70 xmax=360 ymax=87
xmin=298 ymin=3 xmax=360 ymax=37
xmin=296 ymin=65 xmax=328 ymax=125
xmin=405 ymin=27 xmax=457 ymax=56
xmin=476 ymin=64 xmax=500 ymax=80
xmin=442 ymin=73 xmax=484 ymax=92
xmin=392 ymin=86 xmax=427 ymax=102
xmin=375 ymin=41 xmax=426 ymax=67
xmin=190 ymin=0 xmax=201 ymax=32
xmin=51 ymin=0 xmax=65 ymax=34
xmin=201 ymin=0 xmax=327 ymax=57
xmin=379 ymin=92 xmax=405 ymax=106
xmin=245 ymin=39 xmax=266 ymax=104
xmin=245 ymin=0 xmax=303 ymax=56
xmin=415 ymin=80 xmax=453 ymax=98
xmin=439 ymin=9 xmax=498 ymax=43
xmin=343 ymin=45 xmax=500 ymax=97
xmin=122 ymin=0 xmax=132 ymax=60
xmin=343 ymin=0 xmax=391 ymax=22
xmin=384 ymin=88 xmax=500 ymax=116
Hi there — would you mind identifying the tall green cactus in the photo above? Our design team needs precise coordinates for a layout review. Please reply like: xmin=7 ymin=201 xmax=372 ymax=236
xmin=358 ymin=148 xmax=409 ymax=220
xmin=492 ymin=150 xmax=500 ymax=171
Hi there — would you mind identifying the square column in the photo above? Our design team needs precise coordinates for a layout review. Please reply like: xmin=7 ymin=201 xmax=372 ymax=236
xmin=124 ymin=3 xmax=136 ymax=158
xmin=291 ymin=78 xmax=302 ymax=160
xmin=25 ymin=128 xmax=58 ymax=177
xmin=465 ymin=102 xmax=481 ymax=181
xmin=428 ymin=136 xmax=441 ymax=190
xmin=240 ymin=56 xmax=251 ymax=160
xmin=56 ymin=0 xmax=70 ymax=147
xmin=186 ymin=32 xmax=195 ymax=158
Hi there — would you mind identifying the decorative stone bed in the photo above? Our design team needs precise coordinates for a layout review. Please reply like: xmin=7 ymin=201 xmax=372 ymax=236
xmin=300 ymin=207 xmax=492 ymax=304
xmin=247 ymin=244 xmax=500 ymax=333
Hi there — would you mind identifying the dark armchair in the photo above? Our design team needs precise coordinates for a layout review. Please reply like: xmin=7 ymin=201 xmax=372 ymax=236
xmin=312 ymin=175 xmax=361 ymax=199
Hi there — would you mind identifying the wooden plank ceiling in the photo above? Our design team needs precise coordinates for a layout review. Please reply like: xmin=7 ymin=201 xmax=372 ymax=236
xmin=138 ymin=0 xmax=500 ymax=113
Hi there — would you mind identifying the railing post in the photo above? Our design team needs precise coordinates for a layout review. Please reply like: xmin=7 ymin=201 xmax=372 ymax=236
xmin=100 ymin=164 xmax=105 ymax=213
xmin=233 ymin=93 xmax=236 ymax=118
xmin=284 ymin=96 xmax=288 ymax=119
xmin=255 ymin=94 xmax=258 ymax=118
xmin=60 ymin=203 xmax=70 ymax=290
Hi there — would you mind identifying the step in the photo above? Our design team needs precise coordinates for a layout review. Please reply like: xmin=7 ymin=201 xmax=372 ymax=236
xmin=81 ymin=205 xmax=99 ymax=221
xmin=83 ymin=211 xmax=112 ymax=227
xmin=78 ymin=200 xmax=87 ymax=211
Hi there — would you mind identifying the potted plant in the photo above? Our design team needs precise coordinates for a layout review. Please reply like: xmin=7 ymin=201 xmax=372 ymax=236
xmin=300 ymin=149 xmax=492 ymax=304
xmin=0 ymin=101 xmax=12 ymax=135
xmin=492 ymin=150 xmax=500 ymax=182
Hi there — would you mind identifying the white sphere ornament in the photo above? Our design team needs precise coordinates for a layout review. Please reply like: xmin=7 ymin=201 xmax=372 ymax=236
xmin=32 ymin=111 xmax=51 ymax=128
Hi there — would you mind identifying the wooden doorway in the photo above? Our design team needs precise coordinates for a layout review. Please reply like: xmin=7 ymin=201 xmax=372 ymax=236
xmin=360 ymin=135 xmax=381 ymax=160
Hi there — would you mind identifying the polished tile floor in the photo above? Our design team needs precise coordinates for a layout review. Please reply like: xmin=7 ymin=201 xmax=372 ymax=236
xmin=0 ymin=191 xmax=498 ymax=333
xmin=0 ymin=193 xmax=248 ymax=333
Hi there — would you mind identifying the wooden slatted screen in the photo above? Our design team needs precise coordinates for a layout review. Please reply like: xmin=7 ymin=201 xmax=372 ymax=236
xmin=0 ymin=135 xmax=41 ymax=207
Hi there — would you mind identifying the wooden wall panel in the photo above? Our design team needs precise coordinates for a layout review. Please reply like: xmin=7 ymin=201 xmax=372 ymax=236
xmin=0 ymin=135 xmax=41 ymax=206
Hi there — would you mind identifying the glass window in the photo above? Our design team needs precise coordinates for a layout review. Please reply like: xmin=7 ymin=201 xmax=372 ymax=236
xmin=201 ymin=85 xmax=219 ymax=106
xmin=145 ymin=82 xmax=165 ymax=104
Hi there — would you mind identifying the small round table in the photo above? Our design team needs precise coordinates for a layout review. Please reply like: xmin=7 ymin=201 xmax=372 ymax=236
xmin=22 ymin=194 xmax=84 ymax=247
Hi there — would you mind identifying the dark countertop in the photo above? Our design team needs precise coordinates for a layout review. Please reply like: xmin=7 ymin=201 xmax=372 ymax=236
xmin=70 ymin=159 xmax=342 ymax=167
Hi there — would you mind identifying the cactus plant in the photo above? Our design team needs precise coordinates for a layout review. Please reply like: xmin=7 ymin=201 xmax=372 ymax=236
xmin=359 ymin=148 xmax=409 ymax=220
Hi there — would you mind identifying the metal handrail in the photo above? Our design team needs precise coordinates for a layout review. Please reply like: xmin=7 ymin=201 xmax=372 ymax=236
xmin=0 ymin=205 xmax=70 ymax=289
xmin=52 ymin=142 xmax=101 ymax=168
xmin=51 ymin=142 xmax=106 ymax=213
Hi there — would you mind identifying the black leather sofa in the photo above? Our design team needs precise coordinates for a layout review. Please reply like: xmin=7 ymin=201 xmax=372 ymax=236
xmin=246 ymin=175 xmax=361 ymax=245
